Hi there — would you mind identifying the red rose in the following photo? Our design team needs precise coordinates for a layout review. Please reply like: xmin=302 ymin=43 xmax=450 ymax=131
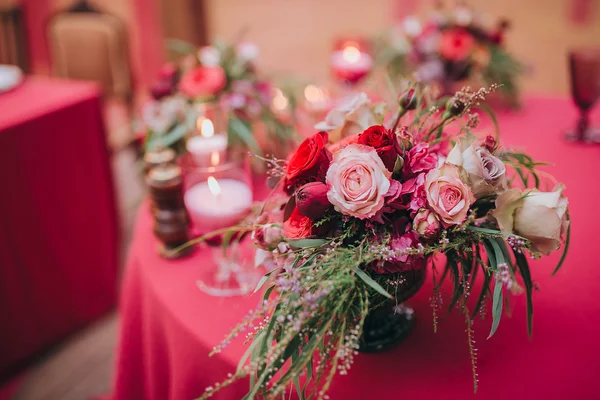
xmin=357 ymin=125 xmax=398 ymax=171
xmin=284 ymin=132 xmax=332 ymax=194
xmin=439 ymin=29 xmax=475 ymax=62
xmin=283 ymin=207 xmax=314 ymax=239
xmin=178 ymin=66 xmax=226 ymax=98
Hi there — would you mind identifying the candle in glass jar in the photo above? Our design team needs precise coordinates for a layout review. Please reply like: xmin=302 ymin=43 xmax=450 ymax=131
xmin=330 ymin=44 xmax=373 ymax=84
xmin=184 ymin=176 xmax=252 ymax=232
xmin=186 ymin=117 xmax=228 ymax=165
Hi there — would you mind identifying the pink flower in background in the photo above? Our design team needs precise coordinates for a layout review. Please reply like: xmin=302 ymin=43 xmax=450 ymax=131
xmin=439 ymin=28 xmax=475 ymax=61
xmin=326 ymin=144 xmax=391 ymax=219
xmin=425 ymin=164 xmax=475 ymax=227
xmin=178 ymin=66 xmax=226 ymax=98
xmin=404 ymin=143 xmax=438 ymax=176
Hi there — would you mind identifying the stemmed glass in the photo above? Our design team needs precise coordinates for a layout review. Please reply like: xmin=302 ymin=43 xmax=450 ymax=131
xmin=181 ymin=152 xmax=261 ymax=297
xmin=565 ymin=49 xmax=600 ymax=143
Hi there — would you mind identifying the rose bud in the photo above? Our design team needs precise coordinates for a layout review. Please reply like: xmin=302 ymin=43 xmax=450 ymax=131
xmin=483 ymin=135 xmax=497 ymax=153
xmin=150 ymin=79 xmax=175 ymax=100
xmin=399 ymin=88 xmax=417 ymax=110
xmin=413 ymin=208 xmax=441 ymax=240
xmin=295 ymin=182 xmax=331 ymax=220
xmin=253 ymin=224 xmax=284 ymax=250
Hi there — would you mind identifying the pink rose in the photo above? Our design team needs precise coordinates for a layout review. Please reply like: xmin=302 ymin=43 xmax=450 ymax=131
xmin=326 ymin=144 xmax=391 ymax=219
xmin=369 ymin=230 xmax=425 ymax=273
xmin=253 ymin=224 xmax=284 ymax=250
xmin=413 ymin=208 xmax=440 ymax=240
xmin=178 ymin=66 xmax=226 ymax=98
xmin=404 ymin=143 xmax=438 ymax=176
xmin=425 ymin=164 xmax=475 ymax=227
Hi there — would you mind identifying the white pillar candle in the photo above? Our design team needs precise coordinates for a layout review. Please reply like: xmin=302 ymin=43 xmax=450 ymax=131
xmin=184 ymin=177 xmax=252 ymax=233
xmin=186 ymin=117 xmax=228 ymax=166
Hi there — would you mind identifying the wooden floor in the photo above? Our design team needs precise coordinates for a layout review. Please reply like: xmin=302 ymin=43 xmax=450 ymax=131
xmin=6 ymin=146 xmax=146 ymax=400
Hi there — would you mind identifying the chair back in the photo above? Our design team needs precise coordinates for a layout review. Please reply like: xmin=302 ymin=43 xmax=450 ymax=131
xmin=0 ymin=5 xmax=28 ymax=71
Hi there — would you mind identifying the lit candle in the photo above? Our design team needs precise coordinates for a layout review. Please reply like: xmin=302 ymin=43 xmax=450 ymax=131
xmin=330 ymin=43 xmax=373 ymax=84
xmin=184 ymin=176 xmax=253 ymax=232
xmin=186 ymin=117 xmax=228 ymax=166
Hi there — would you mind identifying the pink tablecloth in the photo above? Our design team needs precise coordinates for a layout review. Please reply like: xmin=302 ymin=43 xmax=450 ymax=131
xmin=112 ymin=96 xmax=600 ymax=400
xmin=0 ymin=77 xmax=119 ymax=379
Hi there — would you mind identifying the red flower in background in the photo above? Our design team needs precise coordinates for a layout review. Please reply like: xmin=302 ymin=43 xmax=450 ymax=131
xmin=284 ymin=132 xmax=332 ymax=194
xmin=150 ymin=63 xmax=180 ymax=100
xmin=439 ymin=29 xmax=475 ymax=61
xmin=357 ymin=125 xmax=398 ymax=171
xmin=178 ymin=66 xmax=226 ymax=98
xmin=284 ymin=207 xmax=314 ymax=239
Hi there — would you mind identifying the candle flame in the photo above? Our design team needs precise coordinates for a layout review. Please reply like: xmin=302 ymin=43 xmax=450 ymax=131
xmin=304 ymin=84 xmax=327 ymax=102
xmin=210 ymin=152 xmax=220 ymax=166
xmin=207 ymin=176 xmax=221 ymax=196
xmin=199 ymin=118 xmax=214 ymax=138
xmin=342 ymin=46 xmax=361 ymax=64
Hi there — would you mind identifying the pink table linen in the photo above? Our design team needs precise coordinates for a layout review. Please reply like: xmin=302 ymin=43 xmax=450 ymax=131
xmin=0 ymin=77 xmax=119 ymax=379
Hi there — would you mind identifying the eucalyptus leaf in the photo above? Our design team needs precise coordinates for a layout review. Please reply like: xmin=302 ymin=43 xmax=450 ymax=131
xmin=514 ymin=250 xmax=534 ymax=337
xmin=229 ymin=117 xmax=263 ymax=156
xmin=488 ymin=279 xmax=504 ymax=339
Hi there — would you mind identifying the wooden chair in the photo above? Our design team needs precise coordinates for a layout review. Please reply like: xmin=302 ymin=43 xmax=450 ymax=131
xmin=48 ymin=1 xmax=133 ymax=106
xmin=0 ymin=4 xmax=28 ymax=71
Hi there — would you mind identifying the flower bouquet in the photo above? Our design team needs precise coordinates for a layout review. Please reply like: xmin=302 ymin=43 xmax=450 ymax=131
xmin=139 ymin=39 xmax=299 ymax=158
xmin=373 ymin=4 xmax=524 ymax=107
xmin=189 ymin=84 xmax=569 ymax=399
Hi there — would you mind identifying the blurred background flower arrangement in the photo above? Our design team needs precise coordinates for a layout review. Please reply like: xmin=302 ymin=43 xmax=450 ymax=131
xmin=373 ymin=3 xmax=525 ymax=107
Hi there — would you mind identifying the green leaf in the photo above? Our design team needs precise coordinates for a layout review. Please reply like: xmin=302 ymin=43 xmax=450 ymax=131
xmin=552 ymin=211 xmax=570 ymax=276
xmin=263 ymin=285 xmax=275 ymax=302
xmin=488 ymin=279 xmax=503 ymax=339
xmin=283 ymin=196 xmax=296 ymax=222
xmin=393 ymin=155 xmax=404 ymax=175
xmin=447 ymin=257 xmax=462 ymax=311
xmin=228 ymin=117 xmax=263 ymax=156
xmin=514 ymin=250 xmax=534 ymax=337
xmin=146 ymin=123 xmax=188 ymax=150
xmin=353 ymin=267 xmax=393 ymax=299
xmin=166 ymin=38 xmax=197 ymax=55
xmin=472 ymin=268 xmax=492 ymax=318
xmin=253 ymin=269 xmax=278 ymax=293
xmin=286 ymin=238 xmax=328 ymax=249
xmin=238 ymin=330 xmax=264 ymax=375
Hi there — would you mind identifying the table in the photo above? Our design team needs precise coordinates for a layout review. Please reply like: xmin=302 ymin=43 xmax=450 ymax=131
xmin=0 ymin=77 xmax=119 ymax=379
xmin=112 ymin=96 xmax=600 ymax=400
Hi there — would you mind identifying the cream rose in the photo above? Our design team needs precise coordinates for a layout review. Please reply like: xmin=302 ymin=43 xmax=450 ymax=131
xmin=447 ymin=138 xmax=507 ymax=198
xmin=326 ymin=144 xmax=391 ymax=219
xmin=425 ymin=164 xmax=475 ymax=227
xmin=315 ymin=92 xmax=377 ymax=142
xmin=491 ymin=184 xmax=569 ymax=255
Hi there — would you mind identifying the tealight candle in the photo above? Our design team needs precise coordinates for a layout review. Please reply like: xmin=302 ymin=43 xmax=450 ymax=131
xmin=186 ymin=117 xmax=228 ymax=166
xmin=184 ymin=176 xmax=252 ymax=233
xmin=330 ymin=44 xmax=373 ymax=84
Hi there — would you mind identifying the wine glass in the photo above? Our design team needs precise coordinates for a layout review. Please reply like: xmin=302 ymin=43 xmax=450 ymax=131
xmin=181 ymin=152 xmax=261 ymax=297
xmin=565 ymin=49 xmax=600 ymax=143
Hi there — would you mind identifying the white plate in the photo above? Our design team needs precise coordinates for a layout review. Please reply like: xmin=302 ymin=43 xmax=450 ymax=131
xmin=0 ymin=65 xmax=23 ymax=93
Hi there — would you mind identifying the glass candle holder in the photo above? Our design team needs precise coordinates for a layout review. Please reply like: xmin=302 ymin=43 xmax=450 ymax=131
xmin=185 ymin=103 xmax=229 ymax=167
xmin=181 ymin=152 xmax=261 ymax=296
xmin=565 ymin=48 xmax=600 ymax=143
xmin=330 ymin=37 xmax=373 ymax=92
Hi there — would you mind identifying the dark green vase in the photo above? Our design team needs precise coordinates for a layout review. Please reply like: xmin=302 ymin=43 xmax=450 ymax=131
xmin=358 ymin=268 xmax=427 ymax=353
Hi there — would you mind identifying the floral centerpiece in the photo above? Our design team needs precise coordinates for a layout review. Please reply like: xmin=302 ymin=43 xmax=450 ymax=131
xmin=373 ymin=4 xmax=524 ymax=107
xmin=187 ymin=84 xmax=569 ymax=399
xmin=139 ymin=39 xmax=298 ymax=157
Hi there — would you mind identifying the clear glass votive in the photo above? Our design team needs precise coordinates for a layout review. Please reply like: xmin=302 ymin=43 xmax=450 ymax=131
xmin=181 ymin=152 xmax=261 ymax=297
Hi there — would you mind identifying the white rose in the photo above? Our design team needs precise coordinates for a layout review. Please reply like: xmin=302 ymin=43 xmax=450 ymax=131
xmin=491 ymin=185 xmax=569 ymax=255
xmin=314 ymin=92 xmax=377 ymax=142
xmin=402 ymin=16 xmax=422 ymax=37
xmin=237 ymin=42 xmax=259 ymax=62
xmin=447 ymin=138 xmax=507 ymax=198
xmin=198 ymin=46 xmax=221 ymax=67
